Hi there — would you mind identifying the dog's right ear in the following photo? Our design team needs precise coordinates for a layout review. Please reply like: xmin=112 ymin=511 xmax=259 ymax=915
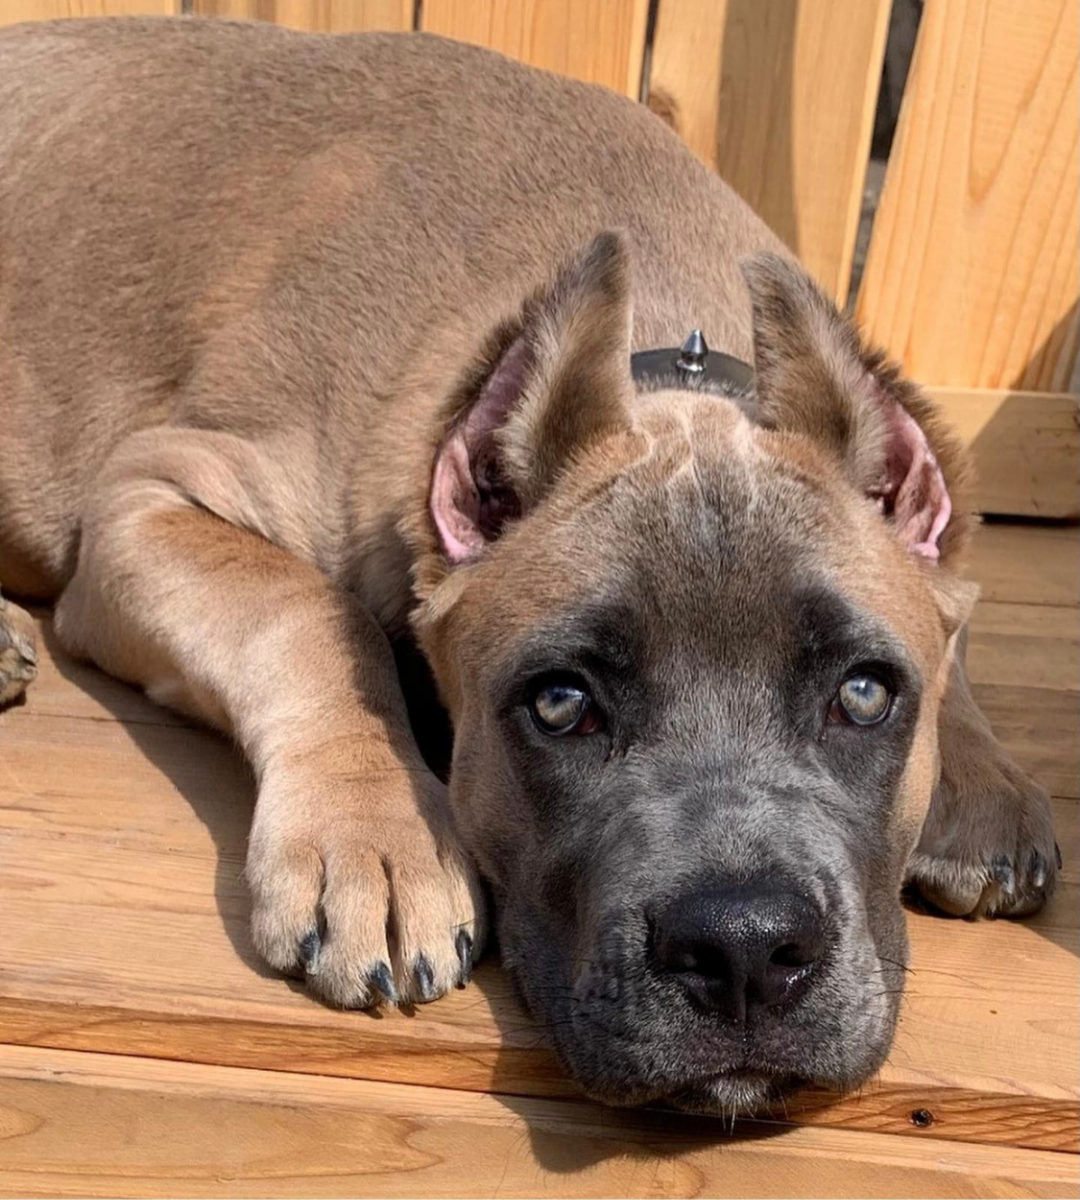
xmin=430 ymin=233 xmax=634 ymax=564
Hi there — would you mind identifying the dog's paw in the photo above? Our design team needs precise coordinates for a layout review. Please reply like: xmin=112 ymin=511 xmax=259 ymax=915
xmin=246 ymin=770 xmax=485 ymax=1008
xmin=907 ymin=750 xmax=1059 ymax=918
xmin=0 ymin=592 xmax=38 ymax=707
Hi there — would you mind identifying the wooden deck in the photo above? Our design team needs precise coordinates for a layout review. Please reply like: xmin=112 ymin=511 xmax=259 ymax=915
xmin=0 ymin=522 xmax=1076 ymax=1198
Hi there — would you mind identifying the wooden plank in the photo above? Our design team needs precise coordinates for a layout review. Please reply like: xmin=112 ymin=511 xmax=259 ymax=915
xmin=1 ymin=1046 xmax=1075 ymax=1200
xmin=966 ymin=523 xmax=1078 ymax=608
xmin=856 ymin=0 xmax=1080 ymax=392
xmin=967 ymin=602 xmax=1078 ymax=692
xmin=928 ymin=387 xmax=1080 ymax=519
xmin=191 ymin=0 xmax=413 ymax=32
xmin=419 ymin=0 xmax=650 ymax=99
xmin=0 ymin=0 xmax=177 ymax=19
xmin=647 ymin=0 xmax=891 ymax=304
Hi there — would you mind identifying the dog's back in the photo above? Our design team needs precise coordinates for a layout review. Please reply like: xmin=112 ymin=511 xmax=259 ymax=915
xmin=0 ymin=17 xmax=781 ymax=596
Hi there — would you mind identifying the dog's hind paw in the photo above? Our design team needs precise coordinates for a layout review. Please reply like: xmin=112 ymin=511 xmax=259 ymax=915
xmin=907 ymin=750 xmax=1059 ymax=918
xmin=0 ymin=592 xmax=38 ymax=707
xmin=246 ymin=767 xmax=486 ymax=1008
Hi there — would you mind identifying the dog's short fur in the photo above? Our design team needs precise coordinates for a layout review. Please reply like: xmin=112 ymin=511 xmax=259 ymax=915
xmin=0 ymin=18 xmax=1059 ymax=1113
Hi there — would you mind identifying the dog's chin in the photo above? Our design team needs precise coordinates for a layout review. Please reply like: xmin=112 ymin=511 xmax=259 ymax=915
xmin=568 ymin=1060 xmax=806 ymax=1113
xmin=572 ymin=1067 xmax=805 ymax=1117
xmin=666 ymin=1071 xmax=801 ymax=1116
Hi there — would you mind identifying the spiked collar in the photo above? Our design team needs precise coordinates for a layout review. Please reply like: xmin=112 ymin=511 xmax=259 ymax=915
xmin=630 ymin=330 xmax=753 ymax=394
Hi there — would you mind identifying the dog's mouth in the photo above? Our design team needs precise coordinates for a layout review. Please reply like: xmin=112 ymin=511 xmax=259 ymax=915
xmin=567 ymin=1051 xmax=812 ymax=1115
xmin=666 ymin=1069 xmax=803 ymax=1115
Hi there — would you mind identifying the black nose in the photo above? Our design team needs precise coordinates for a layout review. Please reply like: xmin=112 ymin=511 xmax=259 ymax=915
xmin=650 ymin=882 xmax=825 ymax=1022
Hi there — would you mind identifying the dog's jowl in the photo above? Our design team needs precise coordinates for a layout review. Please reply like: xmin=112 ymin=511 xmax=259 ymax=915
xmin=0 ymin=18 xmax=1058 ymax=1113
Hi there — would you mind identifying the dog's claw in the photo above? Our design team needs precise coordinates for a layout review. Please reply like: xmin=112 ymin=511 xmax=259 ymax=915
xmin=298 ymin=929 xmax=322 ymax=974
xmin=414 ymin=954 xmax=437 ymax=1002
xmin=456 ymin=930 xmax=474 ymax=987
xmin=368 ymin=961 xmax=399 ymax=1005
xmin=1029 ymin=851 xmax=1049 ymax=891
xmin=990 ymin=853 xmax=1015 ymax=895
xmin=1055 ymin=842 xmax=1063 ymax=870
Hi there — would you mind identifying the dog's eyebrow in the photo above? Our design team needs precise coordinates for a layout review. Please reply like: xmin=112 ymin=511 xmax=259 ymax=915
xmin=793 ymin=586 xmax=920 ymax=682
xmin=507 ymin=603 xmax=644 ymax=682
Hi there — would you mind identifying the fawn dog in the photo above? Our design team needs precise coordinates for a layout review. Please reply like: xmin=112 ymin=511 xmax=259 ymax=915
xmin=0 ymin=18 xmax=1057 ymax=1112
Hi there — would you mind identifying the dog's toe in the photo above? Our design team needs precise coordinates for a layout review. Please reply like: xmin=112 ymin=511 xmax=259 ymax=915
xmin=246 ymin=815 xmax=485 ymax=1009
xmin=385 ymin=848 xmax=485 ymax=1003
xmin=907 ymin=821 xmax=1059 ymax=920
xmin=0 ymin=593 xmax=38 ymax=708
xmin=992 ymin=843 xmax=1059 ymax=917
xmin=909 ymin=740 xmax=1059 ymax=919
xmin=908 ymin=847 xmax=1058 ymax=919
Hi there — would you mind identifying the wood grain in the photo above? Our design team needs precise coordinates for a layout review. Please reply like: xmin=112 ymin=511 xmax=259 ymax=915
xmin=856 ymin=0 xmax=1080 ymax=392
xmin=1 ymin=1046 xmax=1075 ymax=1200
xmin=967 ymin=602 xmax=1079 ymax=692
xmin=971 ymin=686 xmax=1079 ymax=800
xmin=419 ymin=0 xmax=650 ymax=99
xmin=191 ymin=0 xmax=413 ymax=32
xmin=929 ymin=387 xmax=1080 ymax=519
xmin=0 ymin=527 xmax=1076 ymax=1161
xmin=647 ymin=0 xmax=891 ymax=304
xmin=0 ymin=0 xmax=177 ymax=19
xmin=965 ymin=524 xmax=1078 ymax=608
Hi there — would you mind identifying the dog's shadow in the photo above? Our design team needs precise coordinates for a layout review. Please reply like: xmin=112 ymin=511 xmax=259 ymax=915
xmin=39 ymin=617 xmax=286 ymax=984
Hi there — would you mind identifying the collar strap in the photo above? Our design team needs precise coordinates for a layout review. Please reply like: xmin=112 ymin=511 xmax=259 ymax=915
xmin=630 ymin=330 xmax=753 ymax=393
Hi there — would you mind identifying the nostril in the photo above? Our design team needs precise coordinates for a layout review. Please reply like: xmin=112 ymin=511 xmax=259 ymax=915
xmin=670 ymin=949 xmax=699 ymax=973
xmin=769 ymin=942 xmax=808 ymax=970
xmin=764 ymin=941 xmax=817 ymax=1000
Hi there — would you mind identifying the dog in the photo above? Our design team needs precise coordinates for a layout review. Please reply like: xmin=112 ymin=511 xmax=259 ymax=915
xmin=0 ymin=17 xmax=1059 ymax=1114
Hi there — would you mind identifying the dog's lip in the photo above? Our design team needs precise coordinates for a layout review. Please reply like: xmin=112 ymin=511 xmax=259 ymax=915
xmin=665 ymin=1067 xmax=804 ymax=1114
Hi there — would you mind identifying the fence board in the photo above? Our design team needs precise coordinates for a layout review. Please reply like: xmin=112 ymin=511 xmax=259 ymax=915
xmin=647 ymin=0 xmax=891 ymax=305
xmin=192 ymin=0 xmax=412 ymax=31
xmin=929 ymin=387 xmax=1080 ymax=519
xmin=0 ymin=0 xmax=177 ymax=18
xmin=856 ymin=0 xmax=1080 ymax=392
xmin=420 ymin=0 xmax=649 ymax=99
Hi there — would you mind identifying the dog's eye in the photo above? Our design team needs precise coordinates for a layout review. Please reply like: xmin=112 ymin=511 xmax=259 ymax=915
xmin=530 ymin=678 xmax=599 ymax=736
xmin=830 ymin=673 xmax=893 ymax=726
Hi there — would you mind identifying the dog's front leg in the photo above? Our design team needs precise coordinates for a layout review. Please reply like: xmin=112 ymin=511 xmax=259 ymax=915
xmin=54 ymin=431 xmax=483 ymax=1005
xmin=907 ymin=625 xmax=1059 ymax=917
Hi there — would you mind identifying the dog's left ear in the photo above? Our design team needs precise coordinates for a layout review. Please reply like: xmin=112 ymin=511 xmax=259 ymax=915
xmin=742 ymin=253 xmax=974 ymax=583
xmin=430 ymin=232 xmax=634 ymax=564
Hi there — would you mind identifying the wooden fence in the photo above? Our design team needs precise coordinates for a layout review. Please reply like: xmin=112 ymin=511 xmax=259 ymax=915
xmin=6 ymin=0 xmax=1079 ymax=518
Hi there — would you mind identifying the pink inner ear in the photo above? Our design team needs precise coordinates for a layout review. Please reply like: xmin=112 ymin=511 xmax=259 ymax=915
xmin=431 ymin=429 xmax=484 ymax=563
xmin=874 ymin=398 xmax=952 ymax=561
xmin=430 ymin=337 xmax=532 ymax=564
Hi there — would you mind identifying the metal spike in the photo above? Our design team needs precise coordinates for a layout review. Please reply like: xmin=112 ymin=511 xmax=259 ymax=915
xmin=676 ymin=329 xmax=709 ymax=379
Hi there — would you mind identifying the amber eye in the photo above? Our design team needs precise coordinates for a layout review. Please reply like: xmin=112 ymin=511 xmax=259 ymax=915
xmin=833 ymin=673 xmax=893 ymax=726
xmin=530 ymin=679 xmax=598 ymax=736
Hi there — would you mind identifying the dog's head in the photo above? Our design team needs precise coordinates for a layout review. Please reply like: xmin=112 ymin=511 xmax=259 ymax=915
xmin=411 ymin=233 xmax=975 ymax=1112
